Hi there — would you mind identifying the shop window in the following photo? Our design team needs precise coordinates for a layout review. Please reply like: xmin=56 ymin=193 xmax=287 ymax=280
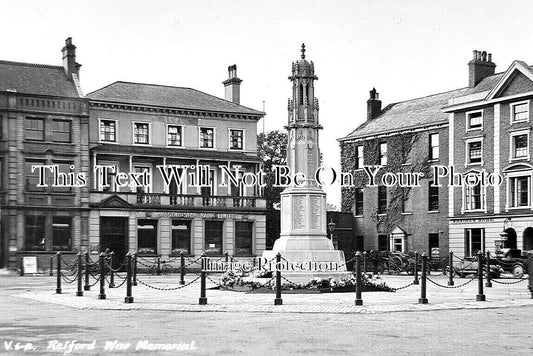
xmin=464 ymin=228 xmax=484 ymax=257
xmin=52 ymin=217 xmax=72 ymax=251
xmin=137 ymin=219 xmax=158 ymax=254
xmin=171 ymin=220 xmax=191 ymax=255
xmin=235 ymin=221 xmax=253 ymax=256
xmin=25 ymin=215 xmax=45 ymax=251
xmin=204 ymin=221 xmax=223 ymax=256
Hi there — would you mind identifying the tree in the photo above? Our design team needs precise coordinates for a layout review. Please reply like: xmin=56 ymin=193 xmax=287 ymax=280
xmin=257 ymin=130 xmax=287 ymax=248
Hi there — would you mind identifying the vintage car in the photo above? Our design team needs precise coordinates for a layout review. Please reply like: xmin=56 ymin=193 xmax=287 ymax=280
xmin=492 ymin=249 xmax=530 ymax=278
xmin=446 ymin=257 xmax=503 ymax=278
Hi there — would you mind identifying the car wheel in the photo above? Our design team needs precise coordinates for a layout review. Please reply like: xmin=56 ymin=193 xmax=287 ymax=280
xmin=512 ymin=264 xmax=525 ymax=278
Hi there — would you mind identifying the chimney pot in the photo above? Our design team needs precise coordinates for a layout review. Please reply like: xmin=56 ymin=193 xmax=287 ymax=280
xmin=367 ymin=88 xmax=382 ymax=121
xmin=223 ymin=64 xmax=242 ymax=104
xmin=468 ymin=50 xmax=496 ymax=87
xmin=62 ymin=37 xmax=80 ymax=80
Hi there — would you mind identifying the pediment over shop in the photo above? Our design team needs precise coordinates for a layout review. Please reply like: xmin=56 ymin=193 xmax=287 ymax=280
xmin=97 ymin=195 xmax=132 ymax=208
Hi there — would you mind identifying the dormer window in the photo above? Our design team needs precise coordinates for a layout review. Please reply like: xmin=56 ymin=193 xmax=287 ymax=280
xmin=466 ymin=110 xmax=483 ymax=130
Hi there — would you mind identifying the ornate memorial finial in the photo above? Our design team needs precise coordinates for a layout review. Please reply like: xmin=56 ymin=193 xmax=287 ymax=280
xmin=301 ymin=43 xmax=306 ymax=59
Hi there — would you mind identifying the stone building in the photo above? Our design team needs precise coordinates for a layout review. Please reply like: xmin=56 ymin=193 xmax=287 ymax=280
xmin=0 ymin=38 xmax=89 ymax=269
xmin=444 ymin=51 xmax=533 ymax=260
xmin=86 ymin=66 xmax=267 ymax=264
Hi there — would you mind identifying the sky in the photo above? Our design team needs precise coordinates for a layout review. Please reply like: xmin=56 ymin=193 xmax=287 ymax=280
xmin=2 ymin=0 xmax=533 ymax=206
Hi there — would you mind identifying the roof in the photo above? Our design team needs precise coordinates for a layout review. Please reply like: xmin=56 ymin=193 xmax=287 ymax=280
xmin=0 ymin=60 xmax=79 ymax=97
xmin=86 ymin=81 xmax=264 ymax=116
xmin=339 ymin=65 xmax=533 ymax=142
xmin=339 ymin=87 xmax=471 ymax=141
xmin=92 ymin=144 xmax=261 ymax=163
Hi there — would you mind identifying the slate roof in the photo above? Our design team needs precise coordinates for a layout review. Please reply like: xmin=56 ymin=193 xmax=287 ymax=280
xmin=92 ymin=144 xmax=261 ymax=163
xmin=87 ymin=81 xmax=264 ymax=116
xmin=0 ymin=60 xmax=79 ymax=97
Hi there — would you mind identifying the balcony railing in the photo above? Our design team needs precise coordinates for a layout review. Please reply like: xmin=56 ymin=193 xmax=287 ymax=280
xmin=90 ymin=191 xmax=266 ymax=209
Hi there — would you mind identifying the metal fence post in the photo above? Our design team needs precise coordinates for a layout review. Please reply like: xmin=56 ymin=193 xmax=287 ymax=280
xmin=274 ymin=253 xmax=283 ymax=305
xmin=98 ymin=252 xmax=106 ymax=300
xmin=485 ymin=251 xmax=492 ymax=288
xmin=413 ymin=251 xmax=419 ymax=285
xmin=76 ymin=252 xmax=83 ymax=297
xmin=199 ymin=253 xmax=207 ymax=305
xmin=362 ymin=251 xmax=367 ymax=275
xmin=448 ymin=251 xmax=454 ymax=286
xmin=49 ymin=256 xmax=54 ymax=276
xmin=225 ymin=251 xmax=229 ymax=263
xmin=418 ymin=253 xmax=428 ymax=304
xmin=124 ymin=253 xmax=134 ymax=303
xmin=527 ymin=254 xmax=533 ymax=299
xmin=56 ymin=252 xmax=62 ymax=294
xmin=156 ymin=256 xmax=161 ymax=276
xmin=180 ymin=252 xmax=185 ymax=285
xmin=355 ymin=251 xmax=363 ymax=306
xmin=476 ymin=251 xmax=485 ymax=301
xmin=19 ymin=257 xmax=24 ymax=276
xmin=84 ymin=251 xmax=91 ymax=291
xmin=133 ymin=252 xmax=138 ymax=286
xmin=108 ymin=252 xmax=115 ymax=288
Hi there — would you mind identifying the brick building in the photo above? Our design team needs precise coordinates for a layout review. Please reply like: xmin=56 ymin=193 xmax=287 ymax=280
xmin=86 ymin=66 xmax=267 ymax=264
xmin=338 ymin=88 xmax=452 ymax=257
xmin=444 ymin=51 xmax=533 ymax=260
xmin=0 ymin=38 xmax=89 ymax=269
xmin=340 ymin=50 xmax=533 ymax=263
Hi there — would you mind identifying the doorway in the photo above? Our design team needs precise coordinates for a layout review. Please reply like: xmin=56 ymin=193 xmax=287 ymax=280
xmin=100 ymin=217 xmax=128 ymax=269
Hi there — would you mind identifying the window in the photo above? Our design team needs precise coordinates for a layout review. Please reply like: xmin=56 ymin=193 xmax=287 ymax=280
xmin=137 ymin=219 xmax=158 ymax=254
xmin=428 ymin=233 xmax=439 ymax=257
xmin=25 ymin=215 xmax=45 ymax=251
xmin=229 ymin=129 xmax=243 ymax=150
xmin=99 ymin=120 xmax=116 ymax=142
xmin=467 ymin=140 xmax=482 ymax=164
xmin=133 ymin=123 xmax=149 ymax=144
xmin=429 ymin=133 xmax=439 ymax=160
xmin=467 ymin=111 xmax=483 ymax=130
xmin=509 ymin=176 xmax=531 ymax=208
xmin=52 ymin=217 xmax=71 ymax=251
xmin=428 ymin=182 xmax=439 ymax=211
xmin=464 ymin=228 xmax=484 ymax=257
xmin=24 ymin=118 xmax=44 ymax=141
xmin=356 ymin=146 xmax=364 ymax=169
xmin=25 ymin=159 xmax=46 ymax=192
xmin=464 ymin=182 xmax=485 ymax=211
xmin=393 ymin=238 xmax=403 ymax=252
xmin=200 ymin=127 xmax=214 ymax=148
xmin=354 ymin=188 xmax=363 ymax=216
xmin=235 ymin=221 xmax=253 ymax=256
xmin=204 ymin=220 xmax=223 ymax=256
xmin=167 ymin=125 xmax=182 ymax=146
xmin=511 ymin=102 xmax=529 ymax=122
xmin=133 ymin=166 xmax=151 ymax=195
xmin=52 ymin=161 xmax=73 ymax=193
xmin=52 ymin=120 xmax=71 ymax=143
xmin=171 ymin=220 xmax=191 ymax=255
xmin=511 ymin=132 xmax=529 ymax=160
xmin=377 ymin=186 xmax=387 ymax=214
xmin=379 ymin=142 xmax=387 ymax=165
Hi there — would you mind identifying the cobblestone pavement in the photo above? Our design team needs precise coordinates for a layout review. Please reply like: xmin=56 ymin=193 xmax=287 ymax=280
xmin=1 ymin=273 xmax=533 ymax=355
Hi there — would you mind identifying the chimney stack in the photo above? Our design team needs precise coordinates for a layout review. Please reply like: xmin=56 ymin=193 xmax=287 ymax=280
xmin=62 ymin=37 xmax=81 ymax=80
xmin=223 ymin=64 xmax=242 ymax=104
xmin=367 ymin=88 xmax=382 ymax=121
xmin=468 ymin=50 xmax=496 ymax=88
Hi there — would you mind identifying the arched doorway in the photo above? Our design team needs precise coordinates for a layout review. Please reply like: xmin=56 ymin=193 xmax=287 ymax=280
xmin=503 ymin=228 xmax=517 ymax=249
xmin=523 ymin=227 xmax=533 ymax=251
